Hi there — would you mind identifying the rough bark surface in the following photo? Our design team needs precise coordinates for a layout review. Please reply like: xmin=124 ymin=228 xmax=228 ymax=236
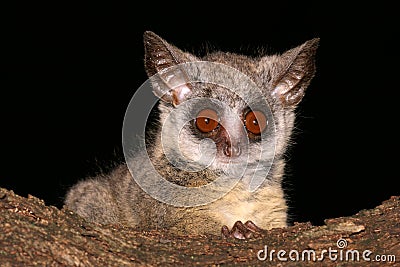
xmin=0 ymin=187 xmax=399 ymax=266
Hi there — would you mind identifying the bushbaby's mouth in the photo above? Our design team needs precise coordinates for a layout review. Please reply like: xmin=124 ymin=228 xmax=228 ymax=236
xmin=217 ymin=158 xmax=244 ymax=165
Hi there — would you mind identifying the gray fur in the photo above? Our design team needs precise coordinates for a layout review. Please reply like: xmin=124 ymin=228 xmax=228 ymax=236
xmin=65 ymin=32 xmax=319 ymax=235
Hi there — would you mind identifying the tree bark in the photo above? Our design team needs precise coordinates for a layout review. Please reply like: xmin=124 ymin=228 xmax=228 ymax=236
xmin=0 ymin=187 xmax=399 ymax=266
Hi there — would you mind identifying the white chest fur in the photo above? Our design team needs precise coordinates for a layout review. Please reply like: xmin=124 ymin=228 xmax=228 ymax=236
xmin=209 ymin=183 xmax=287 ymax=229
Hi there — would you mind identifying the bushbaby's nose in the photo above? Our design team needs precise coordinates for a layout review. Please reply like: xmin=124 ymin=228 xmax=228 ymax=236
xmin=223 ymin=142 xmax=241 ymax=158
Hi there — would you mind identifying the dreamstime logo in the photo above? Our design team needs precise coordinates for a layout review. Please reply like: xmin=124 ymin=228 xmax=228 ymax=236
xmin=257 ymin=238 xmax=397 ymax=263
xmin=336 ymin=238 xmax=347 ymax=249
xmin=122 ymin=61 xmax=276 ymax=207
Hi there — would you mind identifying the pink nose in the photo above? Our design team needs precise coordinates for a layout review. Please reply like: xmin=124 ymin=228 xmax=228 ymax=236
xmin=223 ymin=143 xmax=241 ymax=157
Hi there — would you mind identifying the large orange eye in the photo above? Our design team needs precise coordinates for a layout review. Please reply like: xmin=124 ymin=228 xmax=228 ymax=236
xmin=195 ymin=109 xmax=219 ymax=133
xmin=245 ymin=110 xmax=267 ymax=135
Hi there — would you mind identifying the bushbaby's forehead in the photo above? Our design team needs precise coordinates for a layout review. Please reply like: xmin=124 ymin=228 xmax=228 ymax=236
xmin=189 ymin=83 xmax=249 ymax=114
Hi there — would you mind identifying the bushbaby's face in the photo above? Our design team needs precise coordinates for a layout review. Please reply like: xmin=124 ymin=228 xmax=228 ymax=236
xmin=143 ymin=31 xmax=318 ymax=184
xmin=158 ymin=80 xmax=276 ymax=178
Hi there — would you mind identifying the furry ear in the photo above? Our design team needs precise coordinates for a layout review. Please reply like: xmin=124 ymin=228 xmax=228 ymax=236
xmin=144 ymin=31 xmax=197 ymax=106
xmin=270 ymin=38 xmax=319 ymax=107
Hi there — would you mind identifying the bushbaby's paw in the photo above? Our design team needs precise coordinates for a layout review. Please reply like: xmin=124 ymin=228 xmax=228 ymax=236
xmin=221 ymin=220 xmax=264 ymax=240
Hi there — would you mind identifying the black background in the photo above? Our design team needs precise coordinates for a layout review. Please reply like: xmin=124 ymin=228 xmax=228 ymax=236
xmin=2 ymin=2 xmax=399 ymax=226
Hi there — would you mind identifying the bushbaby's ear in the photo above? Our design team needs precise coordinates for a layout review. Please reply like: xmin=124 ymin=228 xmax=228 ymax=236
xmin=270 ymin=38 xmax=319 ymax=107
xmin=144 ymin=31 xmax=198 ymax=106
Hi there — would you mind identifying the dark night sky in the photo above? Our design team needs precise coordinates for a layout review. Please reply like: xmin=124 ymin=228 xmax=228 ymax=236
xmin=2 ymin=2 xmax=399 ymax=225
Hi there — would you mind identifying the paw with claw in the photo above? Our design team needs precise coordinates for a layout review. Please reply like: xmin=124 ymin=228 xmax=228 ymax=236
xmin=222 ymin=220 xmax=264 ymax=239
